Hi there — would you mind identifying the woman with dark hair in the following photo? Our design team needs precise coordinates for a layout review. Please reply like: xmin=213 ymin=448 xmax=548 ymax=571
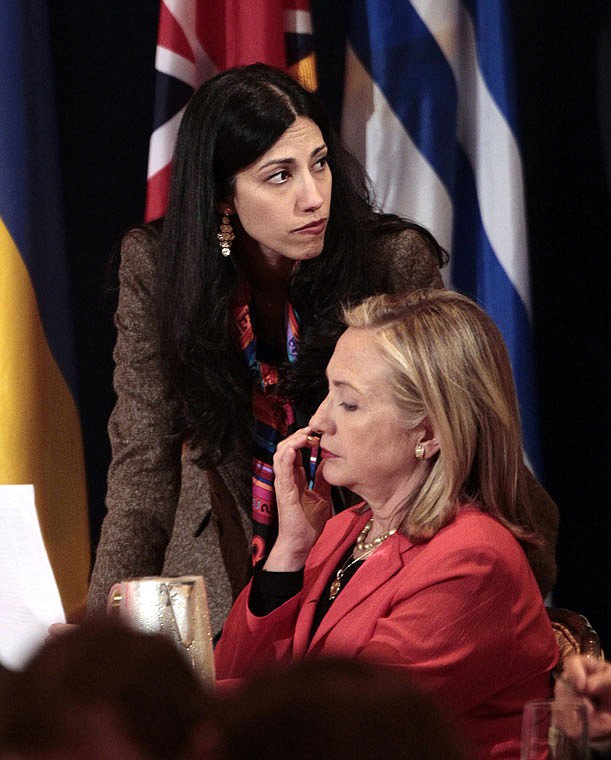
xmin=86 ymin=64 xmax=557 ymax=635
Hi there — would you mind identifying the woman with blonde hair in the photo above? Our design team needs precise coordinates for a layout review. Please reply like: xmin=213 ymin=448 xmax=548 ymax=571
xmin=215 ymin=289 xmax=558 ymax=759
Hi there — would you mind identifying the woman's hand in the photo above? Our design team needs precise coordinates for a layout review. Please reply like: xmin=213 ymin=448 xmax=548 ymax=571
xmin=264 ymin=427 xmax=331 ymax=571
xmin=555 ymin=655 xmax=611 ymax=741
xmin=47 ymin=622 xmax=78 ymax=642
xmin=46 ymin=602 xmax=86 ymax=641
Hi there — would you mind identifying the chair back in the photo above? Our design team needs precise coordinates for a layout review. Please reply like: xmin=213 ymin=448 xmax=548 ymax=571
xmin=546 ymin=606 xmax=604 ymax=662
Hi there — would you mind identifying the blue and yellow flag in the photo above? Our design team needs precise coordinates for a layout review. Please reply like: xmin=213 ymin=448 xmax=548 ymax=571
xmin=0 ymin=2 xmax=90 ymax=615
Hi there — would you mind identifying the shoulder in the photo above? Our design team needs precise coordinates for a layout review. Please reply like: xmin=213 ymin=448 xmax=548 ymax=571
xmin=418 ymin=506 xmax=530 ymax=574
xmin=120 ymin=220 xmax=162 ymax=259
xmin=118 ymin=221 xmax=163 ymax=291
xmin=441 ymin=505 xmax=521 ymax=545
xmin=365 ymin=217 xmax=445 ymax=292
xmin=392 ymin=508 xmax=540 ymax=610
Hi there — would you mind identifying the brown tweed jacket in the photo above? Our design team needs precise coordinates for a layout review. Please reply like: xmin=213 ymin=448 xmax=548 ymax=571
xmin=87 ymin=226 xmax=558 ymax=635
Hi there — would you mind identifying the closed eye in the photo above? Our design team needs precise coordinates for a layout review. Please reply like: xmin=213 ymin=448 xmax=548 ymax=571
xmin=340 ymin=402 xmax=357 ymax=411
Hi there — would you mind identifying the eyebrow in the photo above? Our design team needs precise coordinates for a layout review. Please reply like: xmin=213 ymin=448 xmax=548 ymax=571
xmin=330 ymin=379 xmax=360 ymax=394
xmin=257 ymin=143 xmax=327 ymax=171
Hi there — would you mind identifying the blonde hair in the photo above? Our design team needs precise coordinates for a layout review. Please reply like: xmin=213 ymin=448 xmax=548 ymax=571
xmin=343 ymin=289 xmax=539 ymax=544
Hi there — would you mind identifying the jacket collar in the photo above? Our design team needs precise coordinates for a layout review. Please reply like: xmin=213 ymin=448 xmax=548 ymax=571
xmin=292 ymin=510 xmax=418 ymax=654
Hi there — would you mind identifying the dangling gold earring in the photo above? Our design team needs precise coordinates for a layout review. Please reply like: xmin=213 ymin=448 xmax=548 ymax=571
xmin=217 ymin=208 xmax=235 ymax=257
xmin=415 ymin=443 xmax=426 ymax=460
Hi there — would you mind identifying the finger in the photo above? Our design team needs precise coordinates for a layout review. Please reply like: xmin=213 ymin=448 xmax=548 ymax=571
xmin=306 ymin=432 xmax=321 ymax=447
xmin=274 ymin=436 xmax=304 ymax=464
xmin=275 ymin=428 xmax=317 ymax=471
xmin=47 ymin=622 xmax=78 ymax=643
xmin=580 ymin=657 xmax=611 ymax=677
xmin=276 ymin=427 xmax=320 ymax=457
xmin=293 ymin=465 xmax=306 ymax=492
xmin=560 ymin=656 xmax=589 ymax=692
xmin=48 ymin=622 xmax=76 ymax=635
xmin=554 ymin=675 xmax=579 ymax=701
xmin=274 ymin=443 xmax=307 ymax=494
xmin=588 ymin=714 xmax=611 ymax=741
xmin=588 ymin=668 xmax=611 ymax=702
xmin=276 ymin=427 xmax=313 ymax=444
xmin=274 ymin=451 xmax=301 ymax=483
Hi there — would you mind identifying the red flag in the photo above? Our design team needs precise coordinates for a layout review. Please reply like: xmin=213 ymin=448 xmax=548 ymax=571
xmin=145 ymin=0 xmax=316 ymax=222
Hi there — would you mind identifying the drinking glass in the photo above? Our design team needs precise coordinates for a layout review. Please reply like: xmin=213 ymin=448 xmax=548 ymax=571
xmin=521 ymin=699 xmax=589 ymax=759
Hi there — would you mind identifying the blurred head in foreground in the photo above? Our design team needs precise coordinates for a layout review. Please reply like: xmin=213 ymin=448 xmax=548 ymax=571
xmin=0 ymin=618 xmax=215 ymax=760
xmin=214 ymin=657 xmax=468 ymax=760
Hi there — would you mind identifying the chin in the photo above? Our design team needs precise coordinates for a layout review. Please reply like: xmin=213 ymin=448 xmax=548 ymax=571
xmin=318 ymin=460 xmax=350 ymax=489
xmin=300 ymin=247 xmax=324 ymax=261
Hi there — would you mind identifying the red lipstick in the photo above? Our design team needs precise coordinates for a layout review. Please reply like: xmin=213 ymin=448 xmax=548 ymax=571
xmin=320 ymin=449 xmax=337 ymax=459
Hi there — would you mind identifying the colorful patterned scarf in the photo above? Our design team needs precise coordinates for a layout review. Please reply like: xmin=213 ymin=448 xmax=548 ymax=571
xmin=231 ymin=282 xmax=307 ymax=564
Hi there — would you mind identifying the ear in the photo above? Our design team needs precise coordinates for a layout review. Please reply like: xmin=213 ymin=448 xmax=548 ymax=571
xmin=416 ymin=417 xmax=441 ymax=460
xmin=419 ymin=436 xmax=440 ymax=460
xmin=216 ymin=200 xmax=235 ymax=215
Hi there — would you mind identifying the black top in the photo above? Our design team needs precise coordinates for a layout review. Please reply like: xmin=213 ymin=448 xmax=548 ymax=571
xmin=248 ymin=546 xmax=364 ymax=639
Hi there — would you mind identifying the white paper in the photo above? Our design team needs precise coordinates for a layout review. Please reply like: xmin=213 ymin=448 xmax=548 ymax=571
xmin=0 ymin=484 xmax=66 ymax=670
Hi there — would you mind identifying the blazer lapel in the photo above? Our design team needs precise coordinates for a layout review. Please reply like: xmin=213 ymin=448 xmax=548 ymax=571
xmin=308 ymin=534 xmax=413 ymax=649
xmin=292 ymin=511 xmax=367 ymax=655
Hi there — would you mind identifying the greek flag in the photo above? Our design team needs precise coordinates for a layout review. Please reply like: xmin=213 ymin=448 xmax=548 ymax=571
xmin=341 ymin=0 xmax=541 ymax=472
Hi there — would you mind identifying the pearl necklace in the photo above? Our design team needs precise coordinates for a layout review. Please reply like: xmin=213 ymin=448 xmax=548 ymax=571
xmin=356 ymin=518 xmax=397 ymax=552
xmin=328 ymin=519 xmax=397 ymax=601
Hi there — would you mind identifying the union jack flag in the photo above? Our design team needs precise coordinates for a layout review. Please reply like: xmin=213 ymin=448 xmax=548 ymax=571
xmin=145 ymin=0 xmax=316 ymax=222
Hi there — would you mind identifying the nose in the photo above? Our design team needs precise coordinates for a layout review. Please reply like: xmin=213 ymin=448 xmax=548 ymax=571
xmin=309 ymin=394 xmax=330 ymax=434
xmin=298 ymin=171 xmax=324 ymax=213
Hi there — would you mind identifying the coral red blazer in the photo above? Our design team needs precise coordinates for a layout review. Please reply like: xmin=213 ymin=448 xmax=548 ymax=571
xmin=215 ymin=505 xmax=558 ymax=759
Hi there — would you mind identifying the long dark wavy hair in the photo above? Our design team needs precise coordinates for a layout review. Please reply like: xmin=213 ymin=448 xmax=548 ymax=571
xmin=156 ymin=63 xmax=445 ymax=466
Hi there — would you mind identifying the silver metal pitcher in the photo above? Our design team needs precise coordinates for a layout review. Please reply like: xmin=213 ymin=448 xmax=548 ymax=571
xmin=107 ymin=575 xmax=215 ymax=687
